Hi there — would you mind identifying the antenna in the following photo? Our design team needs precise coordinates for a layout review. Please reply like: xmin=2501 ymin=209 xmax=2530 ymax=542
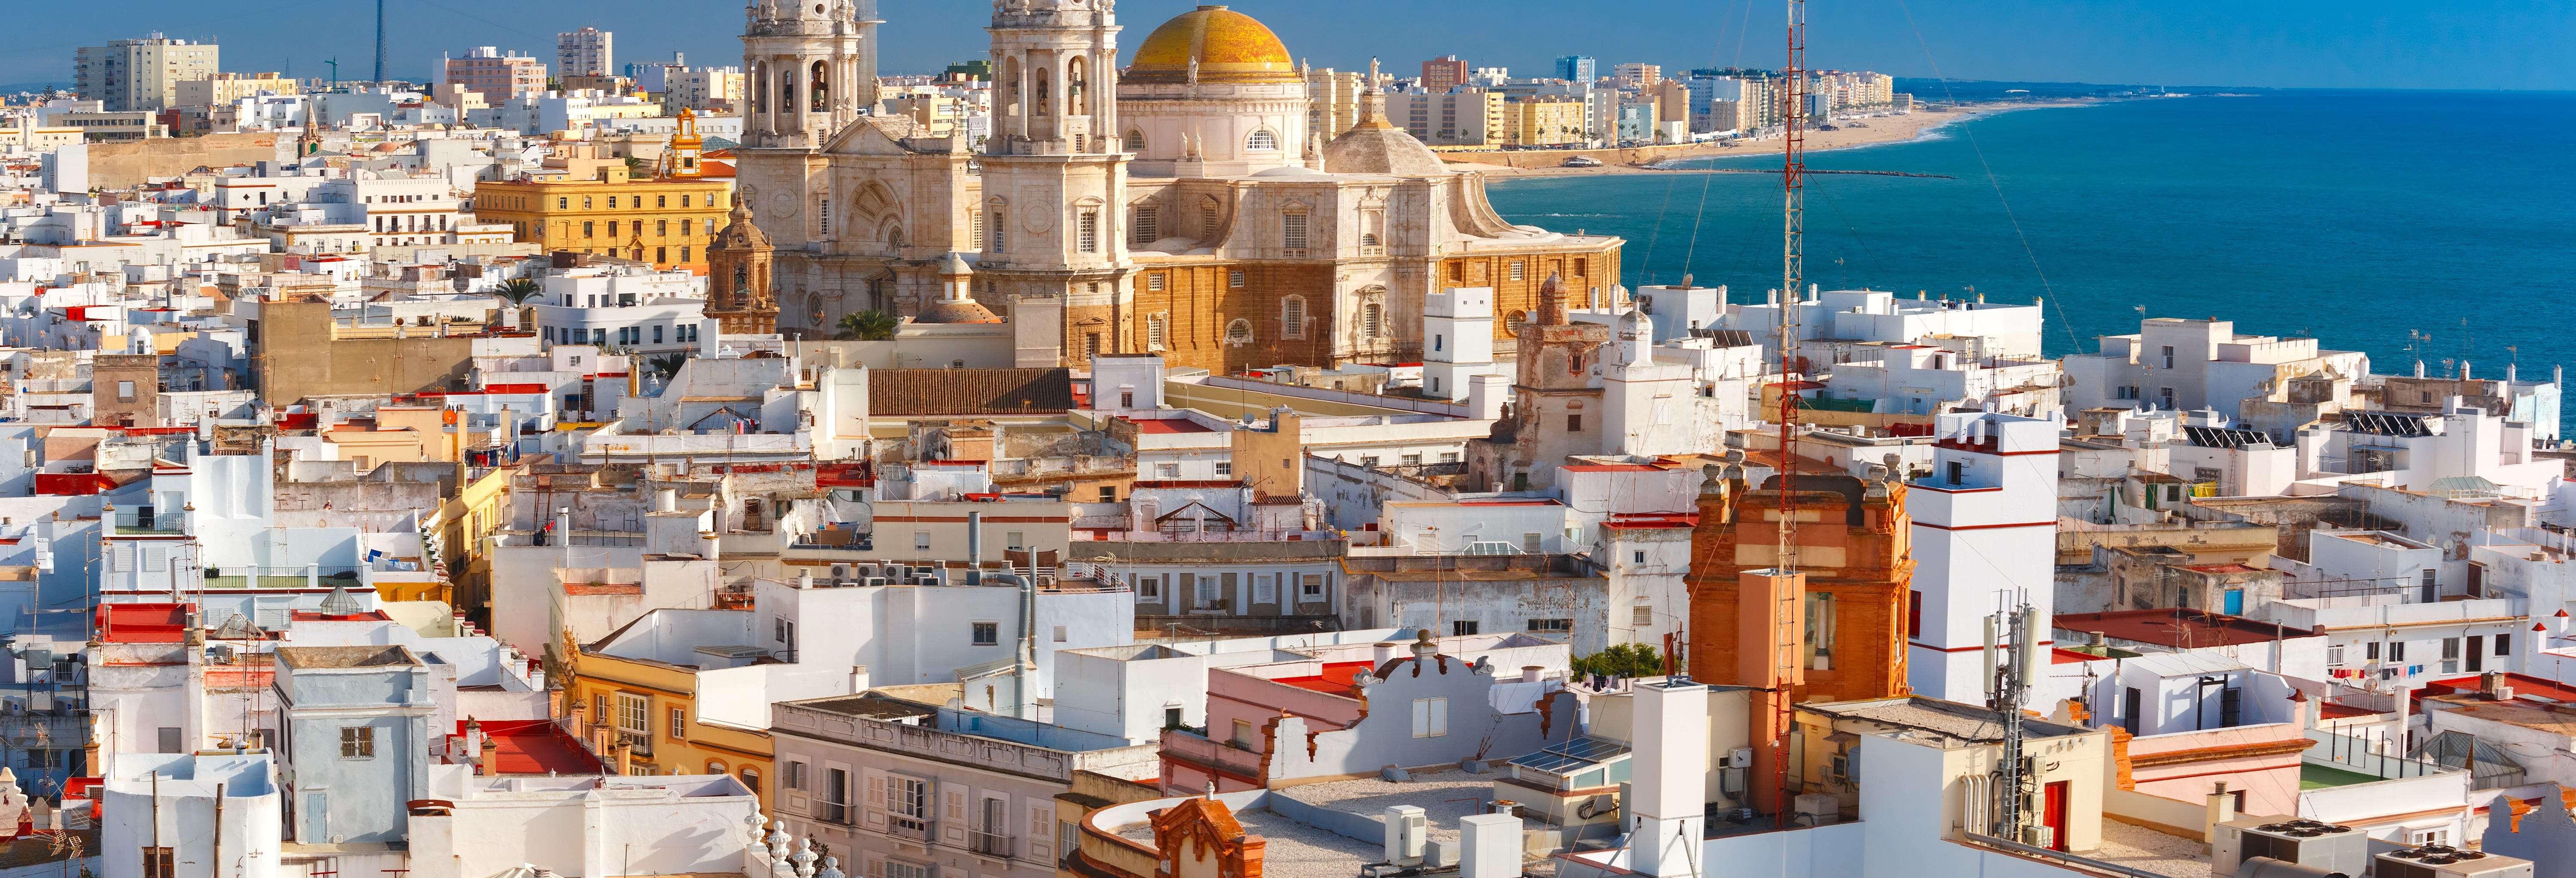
xmin=1984 ymin=595 xmax=2040 ymax=841
xmin=1768 ymin=0 xmax=1807 ymax=830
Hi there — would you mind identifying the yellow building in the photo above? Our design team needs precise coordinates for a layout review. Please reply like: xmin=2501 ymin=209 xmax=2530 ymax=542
xmin=1507 ymin=95 xmax=1589 ymax=147
xmin=564 ymin=634 xmax=775 ymax=805
xmin=176 ymin=72 xmax=301 ymax=106
xmin=441 ymin=459 xmax=519 ymax=627
xmin=321 ymin=405 xmax=461 ymax=468
xmin=473 ymin=166 xmax=733 ymax=270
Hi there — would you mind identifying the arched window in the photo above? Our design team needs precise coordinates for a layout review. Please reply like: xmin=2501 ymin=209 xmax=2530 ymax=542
xmin=1225 ymin=319 xmax=1253 ymax=345
xmin=1281 ymin=296 xmax=1307 ymax=340
xmin=886 ymin=225 xmax=904 ymax=250
xmin=1003 ymin=58 xmax=1021 ymax=107
xmin=809 ymin=61 xmax=830 ymax=112
xmin=1033 ymin=67 xmax=1052 ymax=117
xmin=707 ymin=760 xmax=727 ymax=775
xmin=1123 ymin=130 xmax=1145 ymax=152
xmin=1246 ymin=129 xmax=1279 ymax=151
xmin=1066 ymin=57 xmax=1088 ymax=114
xmin=739 ymin=766 xmax=762 ymax=796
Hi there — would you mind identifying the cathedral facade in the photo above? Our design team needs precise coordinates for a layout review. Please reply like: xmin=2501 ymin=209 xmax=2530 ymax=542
xmin=732 ymin=0 xmax=1624 ymax=371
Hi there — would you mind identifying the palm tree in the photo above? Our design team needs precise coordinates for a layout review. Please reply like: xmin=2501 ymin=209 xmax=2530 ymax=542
xmin=492 ymin=278 xmax=543 ymax=306
xmin=647 ymin=353 xmax=689 ymax=377
xmin=836 ymin=311 xmax=898 ymax=341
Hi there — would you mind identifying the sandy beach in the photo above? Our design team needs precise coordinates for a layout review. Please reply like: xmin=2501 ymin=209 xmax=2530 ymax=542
xmin=1458 ymin=99 xmax=2101 ymax=179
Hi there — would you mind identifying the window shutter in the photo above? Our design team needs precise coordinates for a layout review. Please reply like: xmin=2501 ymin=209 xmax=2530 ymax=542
xmin=1430 ymin=697 xmax=1448 ymax=736
xmin=941 ymin=785 xmax=968 ymax=845
xmin=864 ymin=774 xmax=886 ymax=829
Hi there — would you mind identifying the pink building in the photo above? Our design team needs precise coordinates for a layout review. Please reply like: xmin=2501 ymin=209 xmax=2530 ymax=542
xmin=1161 ymin=631 xmax=1576 ymax=793
xmin=446 ymin=47 xmax=547 ymax=102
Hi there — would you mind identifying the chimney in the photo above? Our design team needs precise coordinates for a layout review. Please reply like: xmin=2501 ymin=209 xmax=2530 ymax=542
xmin=2202 ymin=781 xmax=2236 ymax=843
xmin=1373 ymin=640 xmax=1402 ymax=666
xmin=1629 ymin=678 xmax=1710 ymax=877
xmin=479 ymin=737 xmax=499 ymax=777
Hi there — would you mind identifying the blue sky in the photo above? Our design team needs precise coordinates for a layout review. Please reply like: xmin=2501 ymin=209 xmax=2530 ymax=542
xmin=7 ymin=0 xmax=2571 ymax=91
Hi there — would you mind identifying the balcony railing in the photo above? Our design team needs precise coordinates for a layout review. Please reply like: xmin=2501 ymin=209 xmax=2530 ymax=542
xmin=966 ymin=829 xmax=1015 ymax=860
xmin=884 ymin=812 xmax=929 ymax=841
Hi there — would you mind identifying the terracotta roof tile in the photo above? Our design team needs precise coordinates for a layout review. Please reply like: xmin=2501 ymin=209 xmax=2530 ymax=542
xmin=871 ymin=368 xmax=1074 ymax=416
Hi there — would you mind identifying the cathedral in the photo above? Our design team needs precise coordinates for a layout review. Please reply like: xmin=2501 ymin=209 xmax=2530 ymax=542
xmin=731 ymin=0 xmax=1625 ymax=371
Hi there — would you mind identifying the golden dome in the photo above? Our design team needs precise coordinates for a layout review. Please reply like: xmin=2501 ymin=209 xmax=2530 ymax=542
xmin=1126 ymin=5 xmax=1300 ymax=85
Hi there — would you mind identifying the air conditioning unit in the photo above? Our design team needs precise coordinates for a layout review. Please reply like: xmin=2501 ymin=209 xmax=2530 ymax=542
xmin=861 ymin=577 xmax=889 ymax=588
xmin=1383 ymin=805 xmax=1426 ymax=866
xmin=913 ymin=576 xmax=942 ymax=586
xmin=2214 ymin=816 xmax=2368 ymax=875
xmin=2019 ymin=825 xmax=2055 ymax=850
xmin=2375 ymin=845 xmax=2534 ymax=878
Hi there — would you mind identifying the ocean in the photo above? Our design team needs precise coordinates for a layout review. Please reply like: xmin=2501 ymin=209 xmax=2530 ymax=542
xmin=1486 ymin=90 xmax=2576 ymax=427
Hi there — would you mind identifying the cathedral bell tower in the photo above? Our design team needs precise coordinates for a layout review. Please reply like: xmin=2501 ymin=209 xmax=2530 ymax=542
xmin=707 ymin=194 xmax=781 ymax=335
xmin=978 ymin=0 xmax=1132 ymax=366
xmin=741 ymin=0 xmax=879 ymax=150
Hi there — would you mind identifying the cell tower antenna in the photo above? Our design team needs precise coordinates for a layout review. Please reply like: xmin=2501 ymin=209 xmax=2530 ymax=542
xmin=1768 ymin=0 xmax=1807 ymax=830
xmin=1984 ymin=596 xmax=2040 ymax=842
xmin=373 ymin=0 xmax=387 ymax=85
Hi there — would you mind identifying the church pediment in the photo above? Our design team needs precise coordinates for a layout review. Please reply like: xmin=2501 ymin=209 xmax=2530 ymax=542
xmin=822 ymin=116 xmax=939 ymax=157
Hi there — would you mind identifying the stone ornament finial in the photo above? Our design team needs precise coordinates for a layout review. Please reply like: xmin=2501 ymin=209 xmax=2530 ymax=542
xmin=766 ymin=822 xmax=793 ymax=865
xmin=790 ymin=841 xmax=819 ymax=878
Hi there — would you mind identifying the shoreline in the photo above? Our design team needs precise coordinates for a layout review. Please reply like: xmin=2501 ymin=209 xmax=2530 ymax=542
xmin=1464 ymin=98 xmax=2105 ymax=180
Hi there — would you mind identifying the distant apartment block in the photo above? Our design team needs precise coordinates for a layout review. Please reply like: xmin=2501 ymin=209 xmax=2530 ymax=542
xmin=1305 ymin=67 xmax=1366 ymax=139
xmin=1387 ymin=88 xmax=1504 ymax=146
xmin=557 ymin=27 xmax=614 ymax=79
xmin=74 ymin=34 xmax=220 ymax=112
xmin=1420 ymin=55 xmax=1468 ymax=92
xmin=1555 ymin=55 xmax=1597 ymax=84
xmin=1505 ymin=94 xmax=1589 ymax=146
xmin=447 ymin=47 xmax=549 ymax=103
xmin=663 ymin=67 xmax=746 ymax=112
xmin=1615 ymin=62 xmax=1661 ymax=89
xmin=176 ymin=72 xmax=300 ymax=108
